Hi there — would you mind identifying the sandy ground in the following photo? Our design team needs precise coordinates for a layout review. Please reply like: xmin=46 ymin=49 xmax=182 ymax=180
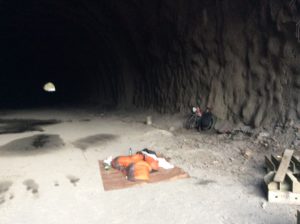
xmin=0 ymin=108 xmax=298 ymax=224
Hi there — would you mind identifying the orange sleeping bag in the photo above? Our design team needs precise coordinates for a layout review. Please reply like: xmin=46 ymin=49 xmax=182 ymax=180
xmin=111 ymin=152 xmax=159 ymax=182
xmin=126 ymin=160 xmax=152 ymax=181
xmin=111 ymin=154 xmax=144 ymax=171
xmin=144 ymin=155 xmax=159 ymax=171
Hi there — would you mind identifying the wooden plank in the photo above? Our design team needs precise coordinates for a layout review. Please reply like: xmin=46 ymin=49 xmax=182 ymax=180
xmin=274 ymin=149 xmax=294 ymax=182
xmin=268 ymin=190 xmax=300 ymax=205
xmin=99 ymin=160 xmax=189 ymax=191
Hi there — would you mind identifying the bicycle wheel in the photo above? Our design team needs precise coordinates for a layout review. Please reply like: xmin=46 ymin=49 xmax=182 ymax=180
xmin=185 ymin=115 xmax=198 ymax=129
xmin=198 ymin=112 xmax=215 ymax=131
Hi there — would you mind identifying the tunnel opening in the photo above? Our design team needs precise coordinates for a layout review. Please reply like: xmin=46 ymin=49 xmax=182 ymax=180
xmin=0 ymin=0 xmax=126 ymax=109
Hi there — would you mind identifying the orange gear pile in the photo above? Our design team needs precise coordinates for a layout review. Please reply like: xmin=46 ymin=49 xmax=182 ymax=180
xmin=143 ymin=155 xmax=159 ymax=171
xmin=126 ymin=160 xmax=152 ymax=181
xmin=111 ymin=152 xmax=159 ymax=181
xmin=111 ymin=154 xmax=144 ymax=171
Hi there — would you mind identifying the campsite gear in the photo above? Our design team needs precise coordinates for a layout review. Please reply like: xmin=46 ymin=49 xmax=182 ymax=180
xmin=126 ymin=160 xmax=152 ymax=181
xmin=141 ymin=148 xmax=157 ymax=156
xmin=104 ymin=156 xmax=113 ymax=170
xmin=158 ymin=158 xmax=174 ymax=169
xmin=144 ymin=155 xmax=159 ymax=171
xmin=185 ymin=106 xmax=216 ymax=131
xmin=138 ymin=149 xmax=159 ymax=171
xmin=99 ymin=160 xmax=189 ymax=191
xmin=198 ymin=111 xmax=214 ymax=131
xmin=185 ymin=106 xmax=202 ymax=129
xmin=138 ymin=149 xmax=174 ymax=169
xmin=111 ymin=154 xmax=144 ymax=171
xmin=110 ymin=149 xmax=175 ymax=183
xmin=138 ymin=150 xmax=158 ymax=160
xmin=193 ymin=107 xmax=202 ymax=116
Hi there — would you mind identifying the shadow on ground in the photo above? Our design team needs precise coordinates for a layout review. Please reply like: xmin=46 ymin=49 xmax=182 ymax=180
xmin=73 ymin=134 xmax=119 ymax=150
xmin=0 ymin=134 xmax=65 ymax=156
xmin=0 ymin=119 xmax=61 ymax=134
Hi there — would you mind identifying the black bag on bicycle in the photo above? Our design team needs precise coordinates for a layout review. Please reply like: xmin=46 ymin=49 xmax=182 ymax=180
xmin=199 ymin=111 xmax=214 ymax=131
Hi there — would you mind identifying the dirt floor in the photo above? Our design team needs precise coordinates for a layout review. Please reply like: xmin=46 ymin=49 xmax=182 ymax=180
xmin=0 ymin=108 xmax=299 ymax=224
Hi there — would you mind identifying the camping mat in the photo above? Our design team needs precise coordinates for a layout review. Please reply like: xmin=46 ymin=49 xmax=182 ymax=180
xmin=99 ymin=160 xmax=189 ymax=191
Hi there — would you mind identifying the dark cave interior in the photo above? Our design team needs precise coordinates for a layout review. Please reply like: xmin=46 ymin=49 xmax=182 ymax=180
xmin=0 ymin=0 xmax=299 ymax=127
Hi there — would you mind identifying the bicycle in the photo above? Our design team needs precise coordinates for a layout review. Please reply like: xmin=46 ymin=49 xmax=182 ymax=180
xmin=185 ymin=107 xmax=202 ymax=129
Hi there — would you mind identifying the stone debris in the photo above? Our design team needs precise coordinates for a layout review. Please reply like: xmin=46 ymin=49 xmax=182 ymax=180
xmin=261 ymin=202 xmax=267 ymax=209
xmin=241 ymin=149 xmax=253 ymax=159
xmin=23 ymin=179 xmax=39 ymax=194
xmin=67 ymin=175 xmax=80 ymax=186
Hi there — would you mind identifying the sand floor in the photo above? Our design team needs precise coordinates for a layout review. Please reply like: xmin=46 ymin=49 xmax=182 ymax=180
xmin=0 ymin=108 xmax=298 ymax=224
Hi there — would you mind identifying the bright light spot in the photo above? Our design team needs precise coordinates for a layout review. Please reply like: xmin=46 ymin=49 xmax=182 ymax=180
xmin=43 ymin=82 xmax=56 ymax=92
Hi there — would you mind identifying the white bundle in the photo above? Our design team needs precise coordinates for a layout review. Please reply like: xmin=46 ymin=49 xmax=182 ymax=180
xmin=140 ymin=151 xmax=174 ymax=169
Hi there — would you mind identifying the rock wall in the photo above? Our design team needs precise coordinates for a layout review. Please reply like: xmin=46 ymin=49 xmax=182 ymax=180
xmin=0 ymin=0 xmax=299 ymax=127
xmin=107 ymin=0 xmax=300 ymax=127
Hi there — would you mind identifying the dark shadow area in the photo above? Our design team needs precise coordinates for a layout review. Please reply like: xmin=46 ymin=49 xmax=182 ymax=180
xmin=0 ymin=134 xmax=65 ymax=156
xmin=0 ymin=181 xmax=13 ymax=194
xmin=0 ymin=119 xmax=61 ymax=134
xmin=0 ymin=0 xmax=126 ymax=109
xmin=73 ymin=134 xmax=118 ymax=150
xmin=23 ymin=179 xmax=39 ymax=194
xmin=66 ymin=175 xmax=80 ymax=186
xmin=195 ymin=179 xmax=217 ymax=186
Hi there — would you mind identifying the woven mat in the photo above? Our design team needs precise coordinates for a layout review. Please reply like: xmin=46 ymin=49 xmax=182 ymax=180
xmin=99 ymin=160 xmax=189 ymax=191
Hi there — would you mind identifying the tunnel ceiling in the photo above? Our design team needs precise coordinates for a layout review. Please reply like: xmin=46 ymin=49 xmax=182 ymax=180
xmin=0 ymin=0 xmax=299 ymax=127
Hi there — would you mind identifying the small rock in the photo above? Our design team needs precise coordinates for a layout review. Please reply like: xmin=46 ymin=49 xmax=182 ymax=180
xmin=146 ymin=116 xmax=152 ymax=125
xmin=257 ymin=132 xmax=270 ymax=140
xmin=0 ymin=197 xmax=5 ymax=205
xmin=67 ymin=175 xmax=80 ymax=186
xmin=169 ymin=126 xmax=175 ymax=132
xmin=294 ymin=140 xmax=300 ymax=146
xmin=214 ymin=120 xmax=234 ymax=134
xmin=261 ymin=202 xmax=267 ymax=209
xmin=23 ymin=179 xmax=39 ymax=195
xmin=241 ymin=149 xmax=253 ymax=159
xmin=9 ymin=194 xmax=14 ymax=200
xmin=294 ymin=123 xmax=300 ymax=129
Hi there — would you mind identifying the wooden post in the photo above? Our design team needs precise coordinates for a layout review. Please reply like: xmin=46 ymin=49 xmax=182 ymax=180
xmin=274 ymin=149 xmax=294 ymax=182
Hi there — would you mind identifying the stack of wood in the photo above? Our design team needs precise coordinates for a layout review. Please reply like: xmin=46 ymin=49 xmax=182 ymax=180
xmin=264 ymin=149 xmax=300 ymax=205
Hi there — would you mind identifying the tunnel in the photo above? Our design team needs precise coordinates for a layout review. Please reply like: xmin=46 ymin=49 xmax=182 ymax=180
xmin=1 ymin=1 xmax=300 ymax=223
xmin=0 ymin=0 xmax=299 ymax=127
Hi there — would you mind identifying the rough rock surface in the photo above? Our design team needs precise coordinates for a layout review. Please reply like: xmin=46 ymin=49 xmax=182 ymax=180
xmin=110 ymin=0 xmax=300 ymax=128
xmin=0 ymin=0 xmax=299 ymax=127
